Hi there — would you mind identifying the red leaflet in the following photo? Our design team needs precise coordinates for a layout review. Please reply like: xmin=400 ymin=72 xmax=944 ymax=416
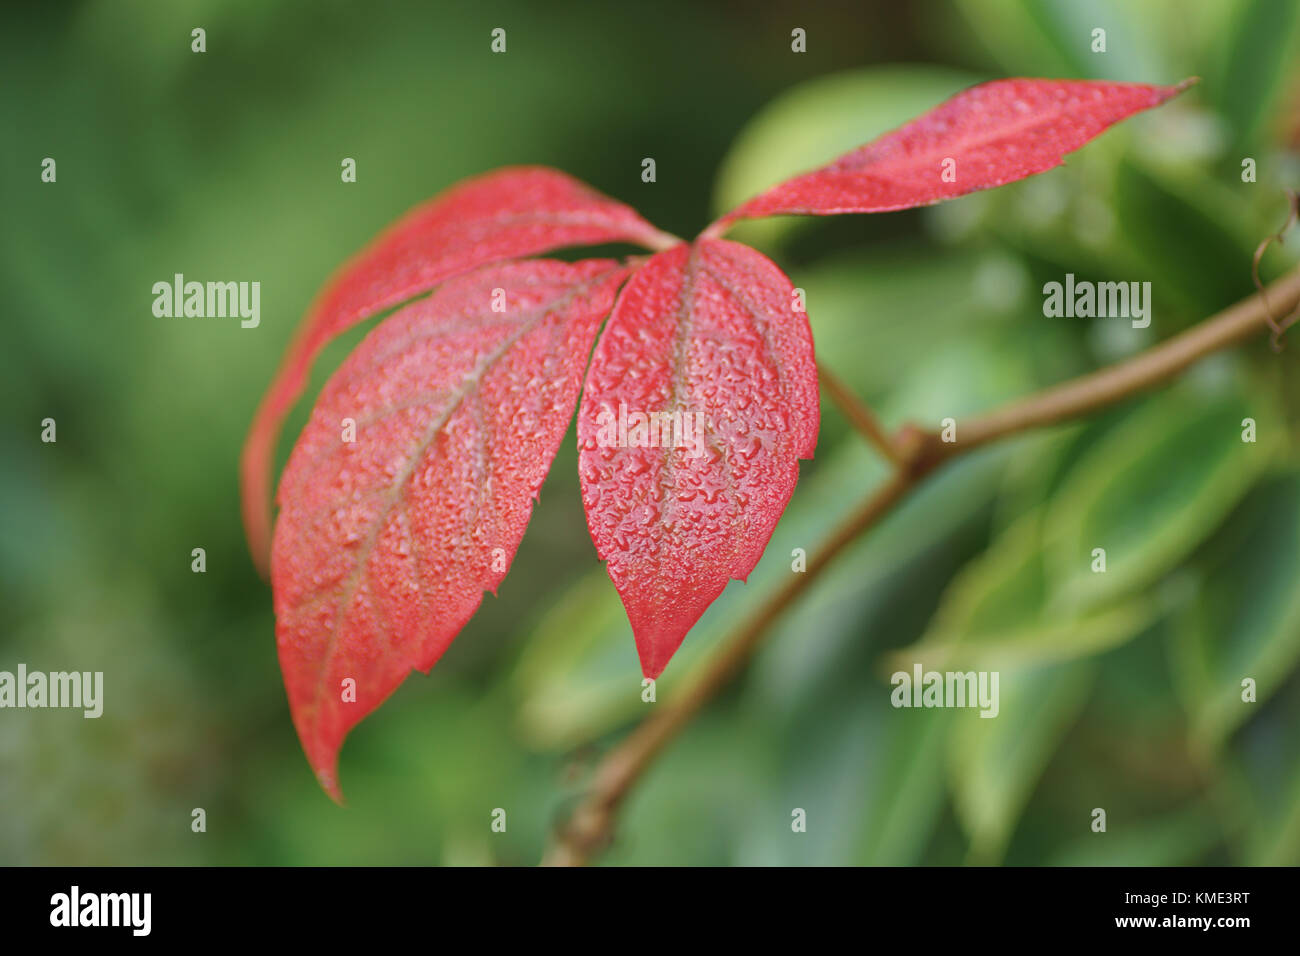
xmin=242 ymin=167 xmax=672 ymax=574
xmin=577 ymin=239 xmax=819 ymax=678
xmin=271 ymin=258 xmax=628 ymax=800
xmin=704 ymin=78 xmax=1192 ymax=233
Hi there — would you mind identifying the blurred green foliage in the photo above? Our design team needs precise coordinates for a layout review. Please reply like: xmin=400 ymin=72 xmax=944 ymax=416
xmin=3 ymin=0 xmax=1300 ymax=865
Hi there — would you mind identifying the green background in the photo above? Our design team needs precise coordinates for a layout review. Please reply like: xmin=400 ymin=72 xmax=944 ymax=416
xmin=3 ymin=0 xmax=1300 ymax=865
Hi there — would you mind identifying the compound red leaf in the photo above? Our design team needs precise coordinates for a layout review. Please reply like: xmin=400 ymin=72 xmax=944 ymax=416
xmin=706 ymin=78 xmax=1192 ymax=233
xmin=243 ymin=167 xmax=673 ymax=575
xmin=577 ymin=239 xmax=819 ymax=678
xmin=272 ymin=258 xmax=628 ymax=800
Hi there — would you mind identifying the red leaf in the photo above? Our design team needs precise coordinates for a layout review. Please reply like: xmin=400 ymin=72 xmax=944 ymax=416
xmin=577 ymin=239 xmax=819 ymax=678
xmin=705 ymin=78 xmax=1192 ymax=233
xmin=242 ymin=167 xmax=673 ymax=575
xmin=271 ymin=258 xmax=628 ymax=800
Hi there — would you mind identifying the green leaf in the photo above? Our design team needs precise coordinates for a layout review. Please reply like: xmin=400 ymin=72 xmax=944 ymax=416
xmin=1263 ymin=770 xmax=1300 ymax=868
xmin=1044 ymin=380 xmax=1275 ymax=613
xmin=990 ymin=427 xmax=1085 ymax=535
xmin=735 ymin=693 xmax=952 ymax=865
xmin=949 ymin=660 xmax=1096 ymax=864
xmin=1048 ymin=800 xmax=1225 ymax=865
xmin=951 ymin=0 xmax=1176 ymax=83
xmin=1228 ymin=674 xmax=1300 ymax=865
xmin=895 ymin=508 xmax=1156 ymax=673
xmin=855 ymin=704 xmax=953 ymax=864
xmin=509 ymin=570 xmax=654 ymax=750
xmin=1252 ymin=759 xmax=1300 ymax=865
xmin=1113 ymin=161 xmax=1258 ymax=322
xmin=1169 ymin=473 xmax=1300 ymax=751
xmin=596 ymin=717 xmax=771 ymax=866
xmin=1209 ymin=0 xmax=1300 ymax=146
xmin=794 ymin=246 xmax=1028 ymax=399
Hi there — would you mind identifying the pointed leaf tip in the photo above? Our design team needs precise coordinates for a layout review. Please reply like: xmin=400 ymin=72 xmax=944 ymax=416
xmin=707 ymin=77 xmax=1192 ymax=233
xmin=578 ymin=239 xmax=819 ymax=677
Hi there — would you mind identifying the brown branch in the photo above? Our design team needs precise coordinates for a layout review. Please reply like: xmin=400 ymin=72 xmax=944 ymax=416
xmin=542 ymin=471 xmax=914 ymax=866
xmin=906 ymin=262 xmax=1300 ymax=465
xmin=543 ymin=262 xmax=1300 ymax=867
xmin=818 ymin=361 xmax=903 ymax=465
